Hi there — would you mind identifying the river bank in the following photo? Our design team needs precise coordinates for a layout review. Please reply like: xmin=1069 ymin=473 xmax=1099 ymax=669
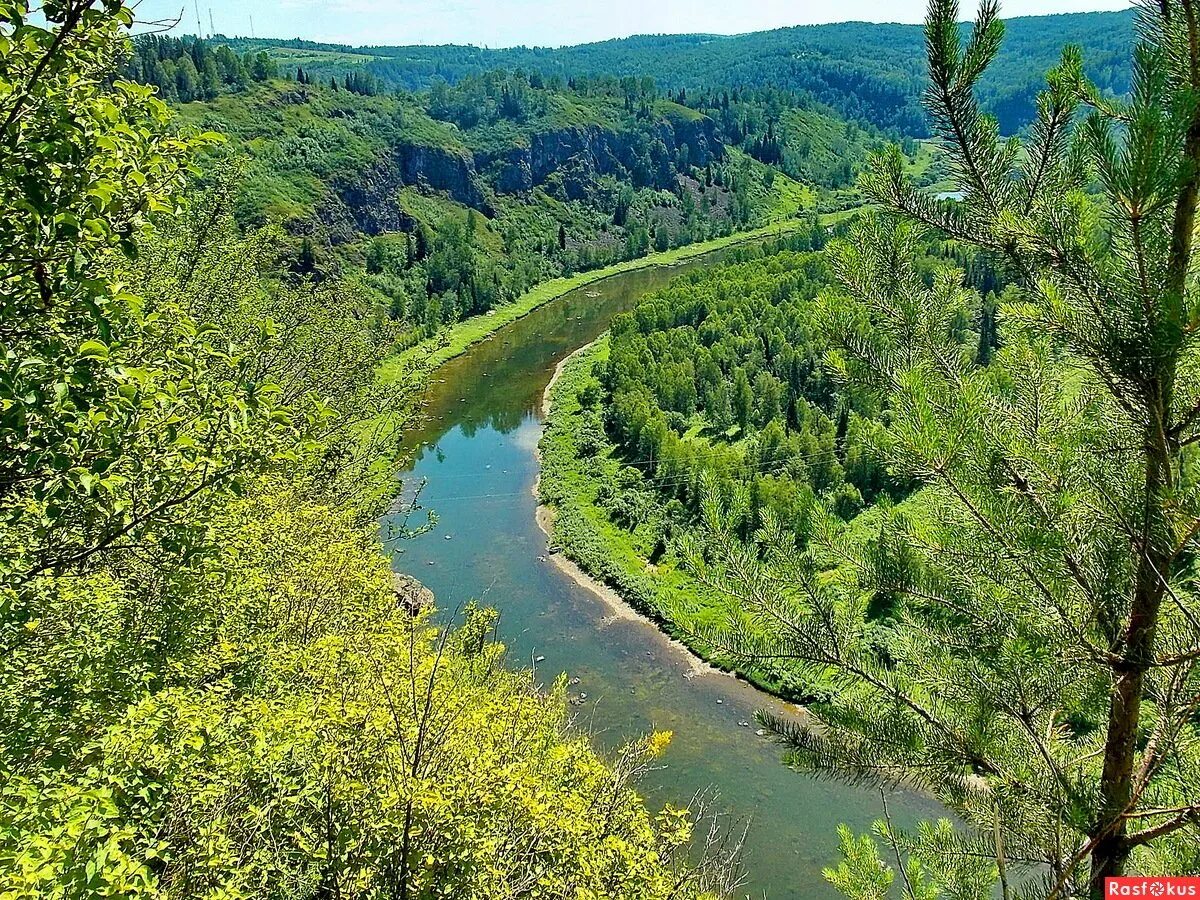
xmin=534 ymin=336 xmax=820 ymax=701
xmin=377 ymin=215 xmax=815 ymax=386
xmin=533 ymin=341 xmax=736 ymax=682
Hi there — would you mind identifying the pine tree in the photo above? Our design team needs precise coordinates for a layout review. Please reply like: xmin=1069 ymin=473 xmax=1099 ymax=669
xmin=296 ymin=236 xmax=316 ymax=276
xmin=833 ymin=405 xmax=850 ymax=459
xmin=732 ymin=369 xmax=754 ymax=433
xmin=976 ymin=290 xmax=998 ymax=365
xmin=688 ymin=1 xmax=1200 ymax=896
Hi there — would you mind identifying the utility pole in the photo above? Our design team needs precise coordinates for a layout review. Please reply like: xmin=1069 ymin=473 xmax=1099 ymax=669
xmin=209 ymin=9 xmax=215 ymax=38
xmin=194 ymin=0 xmax=203 ymax=37
xmin=249 ymin=14 xmax=255 ymax=39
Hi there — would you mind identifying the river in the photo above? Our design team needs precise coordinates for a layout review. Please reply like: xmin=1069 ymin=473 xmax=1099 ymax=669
xmin=383 ymin=248 xmax=943 ymax=900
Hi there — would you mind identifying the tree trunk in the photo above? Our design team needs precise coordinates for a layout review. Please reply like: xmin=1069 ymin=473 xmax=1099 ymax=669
xmin=1090 ymin=664 xmax=1141 ymax=893
xmin=1089 ymin=18 xmax=1200 ymax=880
xmin=1088 ymin=417 xmax=1171 ymax=898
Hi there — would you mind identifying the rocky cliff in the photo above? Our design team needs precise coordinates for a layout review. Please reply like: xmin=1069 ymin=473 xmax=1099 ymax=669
xmin=482 ymin=115 xmax=723 ymax=197
xmin=320 ymin=142 xmax=492 ymax=241
xmin=319 ymin=112 xmax=723 ymax=241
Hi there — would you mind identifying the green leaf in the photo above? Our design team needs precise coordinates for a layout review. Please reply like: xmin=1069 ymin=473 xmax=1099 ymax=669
xmin=78 ymin=340 xmax=109 ymax=361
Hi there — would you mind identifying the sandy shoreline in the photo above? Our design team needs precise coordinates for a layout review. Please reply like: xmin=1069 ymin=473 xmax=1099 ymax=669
xmin=533 ymin=340 xmax=732 ymax=681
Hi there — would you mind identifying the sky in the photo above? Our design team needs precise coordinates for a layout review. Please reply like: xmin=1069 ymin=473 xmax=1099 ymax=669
xmin=132 ymin=0 xmax=1133 ymax=48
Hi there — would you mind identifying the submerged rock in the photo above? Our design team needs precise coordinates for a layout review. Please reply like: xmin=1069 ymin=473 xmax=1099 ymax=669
xmin=392 ymin=572 xmax=435 ymax=616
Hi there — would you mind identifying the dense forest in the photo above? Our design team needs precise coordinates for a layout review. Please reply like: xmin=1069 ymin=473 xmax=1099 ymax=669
xmin=538 ymin=230 xmax=1009 ymax=697
xmin=603 ymin=243 xmax=874 ymax=528
xmin=540 ymin=194 xmax=995 ymax=526
xmin=222 ymin=9 xmax=1133 ymax=135
xmin=598 ymin=234 xmax=1007 ymax=526
xmin=6 ymin=0 xmax=1200 ymax=898
xmin=122 ymin=36 xmax=828 ymax=351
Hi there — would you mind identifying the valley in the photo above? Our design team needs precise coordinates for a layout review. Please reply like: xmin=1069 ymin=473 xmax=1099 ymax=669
xmin=384 ymin=238 xmax=944 ymax=900
xmin=5 ymin=3 xmax=1199 ymax=898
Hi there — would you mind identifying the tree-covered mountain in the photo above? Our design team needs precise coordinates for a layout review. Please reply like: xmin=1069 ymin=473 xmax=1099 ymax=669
xmin=125 ymin=39 xmax=823 ymax=347
xmin=220 ymin=8 xmax=1133 ymax=135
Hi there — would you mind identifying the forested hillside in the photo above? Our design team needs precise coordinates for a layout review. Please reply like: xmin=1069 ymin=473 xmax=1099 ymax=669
xmin=225 ymin=8 xmax=1133 ymax=135
xmin=0 ymin=3 xmax=741 ymax=895
xmin=125 ymin=35 xmax=821 ymax=349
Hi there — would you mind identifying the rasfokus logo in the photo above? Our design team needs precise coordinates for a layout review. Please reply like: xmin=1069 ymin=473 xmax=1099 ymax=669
xmin=1107 ymin=878 xmax=1200 ymax=897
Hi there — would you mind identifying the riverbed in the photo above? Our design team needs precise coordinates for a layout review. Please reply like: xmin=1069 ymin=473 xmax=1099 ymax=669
xmin=383 ymin=249 xmax=943 ymax=899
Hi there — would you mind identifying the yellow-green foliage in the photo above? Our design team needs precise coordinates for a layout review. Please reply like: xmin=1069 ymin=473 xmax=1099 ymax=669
xmin=0 ymin=487 xmax=714 ymax=899
xmin=0 ymin=5 xmax=731 ymax=898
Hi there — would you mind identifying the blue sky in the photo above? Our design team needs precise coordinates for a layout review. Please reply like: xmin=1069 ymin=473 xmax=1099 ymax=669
xmin=132 ymin=0 xmax=1132 ymax=48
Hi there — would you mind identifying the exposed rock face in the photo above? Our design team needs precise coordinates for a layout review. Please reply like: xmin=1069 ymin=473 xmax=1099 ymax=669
xmin=319 ymin=157 xmax=417 ymax=241
xmin=492 ymin=151 xmax=534 ymax=193
xmin=349 ymin=160 xmax=418 ymax=234
xmin=317 ymin=113 xmax=723 ymax=241
xmin=392 ymin=572 xmax=435 ymax=616
xmin=394 ymin=142 xmax=491 ymax=211
xmin=482 ymin=116 xmax=723 ymax=199
xmin=320 ymin=143 xmax=491 ymax=240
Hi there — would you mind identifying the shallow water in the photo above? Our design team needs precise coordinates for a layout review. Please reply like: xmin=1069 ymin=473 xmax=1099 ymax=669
xmin=384 ymin=253 xmax=943 ymax=899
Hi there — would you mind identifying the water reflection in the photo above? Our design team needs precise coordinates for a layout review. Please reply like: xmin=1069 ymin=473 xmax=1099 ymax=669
xmin=385 ymin=253 xmax=945 ymax=899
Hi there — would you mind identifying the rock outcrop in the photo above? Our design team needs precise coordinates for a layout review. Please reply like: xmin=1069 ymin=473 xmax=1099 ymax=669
xmin=482 ymin=115 xmax=723 ymax=199
xmin=393 ymin=142 xmax=491 ymax=211
xmin=318 ymin=111 xmax=723 ymax=241
xmin=320 ymin=142 xmax=492 ymax=241
xmin=392 ymin=572 xmax=435 ymax=616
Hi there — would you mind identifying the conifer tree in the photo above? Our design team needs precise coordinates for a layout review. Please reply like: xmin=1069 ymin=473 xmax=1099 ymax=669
xmin=687 ymin=0 xmax=1200 ymax=895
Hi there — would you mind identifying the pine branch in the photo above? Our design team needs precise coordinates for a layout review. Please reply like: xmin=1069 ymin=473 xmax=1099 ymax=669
xmin=1124 ymin=805 xmax=1200 ymax=844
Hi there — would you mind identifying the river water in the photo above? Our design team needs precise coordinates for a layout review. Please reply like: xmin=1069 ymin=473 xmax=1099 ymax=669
xmin=384 ymin=251 xmax=943 ymax=899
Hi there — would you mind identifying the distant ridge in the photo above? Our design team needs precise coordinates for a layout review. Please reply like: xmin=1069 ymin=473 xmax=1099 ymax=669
xmin=215 ymin=8 xmax=1134 ymax=136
